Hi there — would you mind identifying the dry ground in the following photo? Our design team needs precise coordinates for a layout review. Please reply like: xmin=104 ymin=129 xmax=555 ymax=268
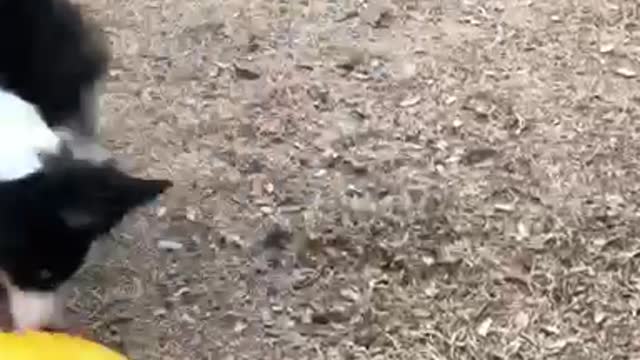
xmin=62 ymin=0 xmax=640 ymax=358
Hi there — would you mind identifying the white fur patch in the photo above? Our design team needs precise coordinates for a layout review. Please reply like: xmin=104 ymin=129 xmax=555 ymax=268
xmin=5 ymin=284 xmax=64 ymax=331
xmin=0 ymin=89 xmax=61 ymax=180
xmin=52 ymin=126 xmax=112 ymax=164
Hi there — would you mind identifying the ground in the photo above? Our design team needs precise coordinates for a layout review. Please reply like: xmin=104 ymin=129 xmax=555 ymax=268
xmin=37 ymin=0 xmax=640 ymax=358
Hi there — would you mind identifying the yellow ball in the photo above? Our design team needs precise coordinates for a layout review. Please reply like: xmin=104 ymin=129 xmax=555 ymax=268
xmin=0 ymin=330 xmax=127 ymax=360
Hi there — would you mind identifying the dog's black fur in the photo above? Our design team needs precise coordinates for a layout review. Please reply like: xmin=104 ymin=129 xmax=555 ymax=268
xmin=0 ymin=0 xmax=173 ymax=331
xmin=0 ymin=88 xmax=172 ymax=330
xmin=0 ymin=0 xmax=109 ymax=136
xmin=0 ymin=156 xmax=171 ymax=292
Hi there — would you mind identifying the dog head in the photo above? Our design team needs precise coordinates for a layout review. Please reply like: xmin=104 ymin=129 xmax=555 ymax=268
xmin=0 ymin=89 xmax=172 ymax=330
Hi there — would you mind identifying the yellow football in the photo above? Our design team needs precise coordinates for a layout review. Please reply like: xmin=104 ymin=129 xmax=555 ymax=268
xmin=0 ymin=330 xmax=127 ymax=360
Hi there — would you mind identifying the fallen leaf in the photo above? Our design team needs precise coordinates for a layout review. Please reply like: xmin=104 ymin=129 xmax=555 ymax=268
xmin=157 ymin=239 xmax=184 ymax=250
xmin=234 ymin=62 xmax=261 ymax=80
xmin=513 ymin=311 xmax=529 ymax=331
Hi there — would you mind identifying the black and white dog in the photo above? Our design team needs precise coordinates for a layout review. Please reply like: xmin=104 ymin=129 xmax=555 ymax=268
xmin=0 ymin=0 xmax=109 ymax=140
xmin=0 ymin=0 xmax=173 ymax=332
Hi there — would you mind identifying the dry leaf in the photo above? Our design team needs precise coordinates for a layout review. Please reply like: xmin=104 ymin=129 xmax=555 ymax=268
xmin=400 ymin=95 xmax=422 ymax=107
xmin=234 ymin=62 xmax=261 ymax=80
xmin=615 ymin=67 xmax=637 ymax=78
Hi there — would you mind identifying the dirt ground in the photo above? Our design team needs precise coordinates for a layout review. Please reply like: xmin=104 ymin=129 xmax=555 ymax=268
xmin=58 ymin=0 xmax=640 ymax=358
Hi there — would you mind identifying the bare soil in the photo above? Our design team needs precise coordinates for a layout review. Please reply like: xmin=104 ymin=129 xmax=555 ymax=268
xmin=59 ymin=0 xmax=640 ymax=358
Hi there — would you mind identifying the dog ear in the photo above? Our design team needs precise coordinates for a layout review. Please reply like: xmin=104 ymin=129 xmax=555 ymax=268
xmin=53 ymin=164 xmax=172 ymax=234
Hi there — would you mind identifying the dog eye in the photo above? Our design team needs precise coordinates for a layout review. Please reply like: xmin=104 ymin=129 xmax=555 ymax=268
xmin=39 ymin=269 xmax=53 ymax=280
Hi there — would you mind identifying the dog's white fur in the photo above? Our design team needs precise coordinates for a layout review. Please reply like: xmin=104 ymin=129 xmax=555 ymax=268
xmin=0 ymin=90 xmax=62 ymax=180
xmin=6 ymin=286 xmax=65 ymax=332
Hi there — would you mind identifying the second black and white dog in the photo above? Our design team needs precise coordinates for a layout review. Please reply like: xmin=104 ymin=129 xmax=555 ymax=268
xmin=0 ymin=0 xmax=173 ymax=331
